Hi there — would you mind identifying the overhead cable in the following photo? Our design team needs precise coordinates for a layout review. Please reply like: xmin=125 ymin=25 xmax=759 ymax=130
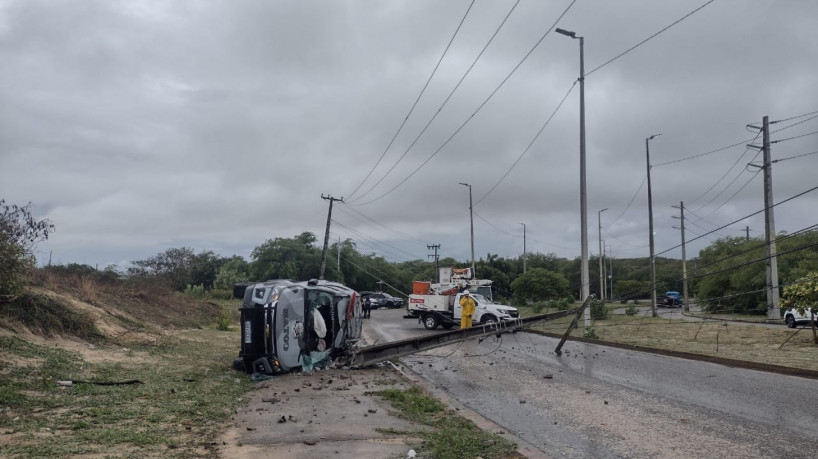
xmin=473 ymin=81 xmax=576 ymax=206
xmin=350 ymin=0 xmax=577 ymax=206
xmin=350 ymin=0 xmax=523 ymax=203
xmin=585 ymin=0 xmax=716 ymax=76
xmin=346 ymin=1 xmax=476 ymax=200
xmin=656 ymin=185 xmax=818 ymax=256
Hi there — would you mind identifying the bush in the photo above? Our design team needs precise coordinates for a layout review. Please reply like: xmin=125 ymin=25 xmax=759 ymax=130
xmin=184 ymin=284 xmax=206 ymax=298
xmin=214 ymin=307 xmax=232 ymax=331
xmin=0 ymin=201 xmax=53 ymax=298
xmin=590 ymin=299 xmax=608 ymax=320
xmin=625 ymin=302 xmax=638 ymax=315
xmin=584 ymin=327 xmax=598 ymax=339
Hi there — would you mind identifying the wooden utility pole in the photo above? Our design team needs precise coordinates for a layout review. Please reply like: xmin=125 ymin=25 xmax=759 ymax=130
xmin=319 ymin=194 xmax=343 ymax=280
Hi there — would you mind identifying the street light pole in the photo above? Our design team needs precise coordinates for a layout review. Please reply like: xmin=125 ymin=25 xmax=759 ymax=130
xmin=556 ymin=27 xmax=590 ymax=327
xmin=598 ymin=208 xmax=607 ymax=301
xmin=646 ymin=134 xmax=661 ymax=317
xmin=520 ymin=222 xmax=527 ymax=273
xmin=459 ymin=182 xmax=476 ymax=277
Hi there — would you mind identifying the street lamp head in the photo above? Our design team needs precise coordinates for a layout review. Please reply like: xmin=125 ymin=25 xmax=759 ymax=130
xmin=555 ymin=27 xmax=576 ymax=38
xmin=600 ymin=208 xmax=608 ymax=213
xmin=648 ymin=133 xmax=662 ymax=141
xmin=458 ymin=182 xmax=470 ymax=187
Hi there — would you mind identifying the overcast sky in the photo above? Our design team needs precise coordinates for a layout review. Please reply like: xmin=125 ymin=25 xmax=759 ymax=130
xmin=1 ymin=0 xmax=817 ymax=273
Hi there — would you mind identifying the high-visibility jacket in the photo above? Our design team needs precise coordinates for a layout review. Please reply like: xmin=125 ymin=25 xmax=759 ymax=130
xmin=459 ymin=295 xmax=476 ymax=317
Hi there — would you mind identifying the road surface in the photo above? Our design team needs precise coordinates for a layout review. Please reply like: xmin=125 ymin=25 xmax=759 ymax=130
xmin=365 ymin=308 xmax=818 ymax=458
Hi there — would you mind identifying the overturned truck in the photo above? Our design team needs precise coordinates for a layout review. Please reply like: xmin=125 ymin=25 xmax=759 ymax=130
xmin=232 ymin=279 xmax=363 ymax=374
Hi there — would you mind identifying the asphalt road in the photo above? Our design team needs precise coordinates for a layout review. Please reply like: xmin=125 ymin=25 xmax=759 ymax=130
xmin=365 ymin=308 xmax=818 ymax=458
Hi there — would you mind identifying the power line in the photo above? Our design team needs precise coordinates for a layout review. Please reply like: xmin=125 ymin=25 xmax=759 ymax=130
xmin=349 ymin=0 xmax=522 ymax=203
xmin=653 ymin=136 xmax=756 ymax=167
xmin=685 ymin=130 xmax=761 ymax=206
xmin=694 ymin=223 xmax=818 ymax=272
xmin=771 ymin=130 xmax=818 ymax=144
xmin=346 ymin=1 xmax=476 ymax=201
xmin=474 ymin=81 xmax=576 ymax=206
xmin=690 ymin=239 xmax=818 ymax=281
xmin=656 ymin=185 xmax=818 ymax=256
xmin=336 ymin=203 xmax=428 ymax=247
xmin=696 ymin=167 xmax=761 ymax=221
xmin=585 ymin=0 xmax=716 ymax=76
xmin=330 ymin=219 xmax=423 ymax=261
xmin=770 ymin=109 xmax=818 ymax=125
xmin=608 ymin=174 xmax=647 ymax=227
xmin=772 ymin=150 xmax=818 ymax=164
xmin=350 ymin=1 xmax=578 ymax=206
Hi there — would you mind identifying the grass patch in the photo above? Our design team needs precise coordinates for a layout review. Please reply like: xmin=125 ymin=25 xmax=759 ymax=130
xmin=525 ymin=308 xmax=818 ymax=371
xmin=374 ymin=386 xmax=518 ymax=459
xmin=0 ymin=329 xmax=250 ymax=458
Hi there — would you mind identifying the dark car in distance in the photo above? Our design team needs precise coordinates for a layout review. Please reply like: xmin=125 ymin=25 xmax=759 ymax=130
xmin=360 ymin=291 xmax=403 ymax=309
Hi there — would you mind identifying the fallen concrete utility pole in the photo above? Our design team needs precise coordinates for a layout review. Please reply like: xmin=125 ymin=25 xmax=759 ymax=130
xmin=554 ymin=294 xmax=594 ymax=356
xmin=348 ymin=308 xmax=579 ymax=368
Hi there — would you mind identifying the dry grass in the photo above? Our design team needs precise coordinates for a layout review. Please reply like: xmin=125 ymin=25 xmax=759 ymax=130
xmin=522 ymin=305 xmax=818 ymax=372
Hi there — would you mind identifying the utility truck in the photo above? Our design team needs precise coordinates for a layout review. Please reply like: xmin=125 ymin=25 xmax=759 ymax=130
xmin=405 ymin=267 xmax=518 ymax=330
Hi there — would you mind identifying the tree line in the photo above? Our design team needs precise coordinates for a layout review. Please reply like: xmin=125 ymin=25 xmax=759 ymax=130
xmin=3 ymin=197 xmax=817 ymax=314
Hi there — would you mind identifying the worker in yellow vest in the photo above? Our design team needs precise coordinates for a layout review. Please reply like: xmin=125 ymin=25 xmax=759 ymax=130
xmin=459 ymin=290 xmax=476 ymax=329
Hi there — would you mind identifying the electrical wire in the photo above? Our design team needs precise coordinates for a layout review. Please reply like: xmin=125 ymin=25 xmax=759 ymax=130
xmin=350 ymin=0 xmax=523 ymax=203
xmin=770 ymin=109 xmax=818 ymax=125
xmin=694 ymin=223 xmax=818 ymax=272
xmin=685 ymin=131 xmax=761 ymax=206
xmin=772 ymin=150 xmax=818 ymax=164
xmin=653 ymin=136 xmax=757 ymax=167
xmin=695 ymin=167 xmax=761 ymax=221
xmin=771 ymin=130 xmax=818 ymax=144
xmin=656 ymin=185 xmax=818 ymax=256
xmin=336 ymin=203 xmax=428 ymax=248
xmin=350 ymin=1 xmax=577 ymax=206
xmin=473 ymin=81 xmax=576 ymax=206
xmin=331 ymin=219 xmax=422 ymax=261
xmin=585 ymin=0 xmax=716 ymax=76
xmin=608 ymin=174 xmax=647 ymax=227
xmin=346 ymin=1 xmax=476 ymax=201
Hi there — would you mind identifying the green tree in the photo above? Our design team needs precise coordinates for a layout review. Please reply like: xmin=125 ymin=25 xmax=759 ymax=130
xmin=780 ymin=271 xmax=818 ymax=344
xmin=128 ymin=247 xmax=226 ymax=291
xmin=510 ymin=268 xmax=570 ymax=305
xmin=0 ymin=200 xmax=54 ymax=297
xmin=250 ymin=232 xmax=321 ymax=282
xmin=214 ymin=256 xmax=251 ymax=289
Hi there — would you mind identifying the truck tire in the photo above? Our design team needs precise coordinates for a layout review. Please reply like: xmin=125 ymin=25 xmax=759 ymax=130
xmin=481 ymin=314 xmax=498 ymax=325
xmin=423 ymin=313 xmax=439 ymax=330
xmin=785 ymin=315 xmax=796 ymax=328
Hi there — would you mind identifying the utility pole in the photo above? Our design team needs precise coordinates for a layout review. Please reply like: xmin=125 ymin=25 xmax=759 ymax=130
xmin=672 ymin=202 xmax=689 ymax=312
xmin=520 ymin=222 xmax=527 ymax=273
xmin=427 ymin=244 xmax=440 ymax=282
xmin=319 ymin=194 xmax=343 ymax=280
xmin=598 ymin=208 xmax=607 ymax=301
xmin=646 ymin=134 xmax=661 ymax=318
xmin=337 ymin=237 xmax=341 ymax=272
xmin=748 ymin=116 xmax=780 ymax=320
xmin=458 ymin=183 xmax=475 ymax=277
xmin=607 ymin=244 xmax=613 ymax=300
xmin=762 ymin=116 xmax=780 ymax=319
xmin=746 ymin=226 xmax=750 ymax=241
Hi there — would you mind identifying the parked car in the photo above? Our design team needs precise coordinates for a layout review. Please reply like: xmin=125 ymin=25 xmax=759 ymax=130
xmin=783 ymin=307 xmax=817 ymax=328
xmin=361 ymin=292 xmax=402 ymax=309
xmin=656 ymin=295 xmax=681 ymax=308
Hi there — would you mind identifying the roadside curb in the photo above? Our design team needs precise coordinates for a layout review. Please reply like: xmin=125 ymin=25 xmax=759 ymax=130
xmin=529 ymin=330 xmax=818 ymax=380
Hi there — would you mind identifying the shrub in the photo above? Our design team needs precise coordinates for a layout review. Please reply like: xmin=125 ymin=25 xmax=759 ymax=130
xmin=590 ymin=299 xmax=608 ymax=320
xmin=214 ymin=307 xmax=232 ymax=331
xmin=584 ymin=327 xmax=598 ymax=339
xmin=0 ymin=201 xmax=53 ymax=298
xmin=625 ymin=302 xmax=638 ymax=315
xmin=184 ymin=284 xmax=206 ymax=298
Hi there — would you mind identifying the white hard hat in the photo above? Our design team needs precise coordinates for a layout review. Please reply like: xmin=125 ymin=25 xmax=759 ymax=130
xmin=463 ymin=290 xmax=470 ymax=295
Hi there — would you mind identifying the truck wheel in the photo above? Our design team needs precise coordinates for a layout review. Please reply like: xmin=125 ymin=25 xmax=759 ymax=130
xmin=423 ymin=314 xmax=439 ymax=330
xmin=481 ymin=315 xmax=498 ymax=325
xmin=785 ymin=315 xmax=796 ymax=328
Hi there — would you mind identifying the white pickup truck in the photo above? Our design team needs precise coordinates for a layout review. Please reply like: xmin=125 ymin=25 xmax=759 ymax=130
xmin=406 ymin=292 xmax=519 ymax=330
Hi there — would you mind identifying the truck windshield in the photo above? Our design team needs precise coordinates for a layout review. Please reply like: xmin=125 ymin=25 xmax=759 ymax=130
xmin=470 ymin=293 xmax=491 ymax=304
